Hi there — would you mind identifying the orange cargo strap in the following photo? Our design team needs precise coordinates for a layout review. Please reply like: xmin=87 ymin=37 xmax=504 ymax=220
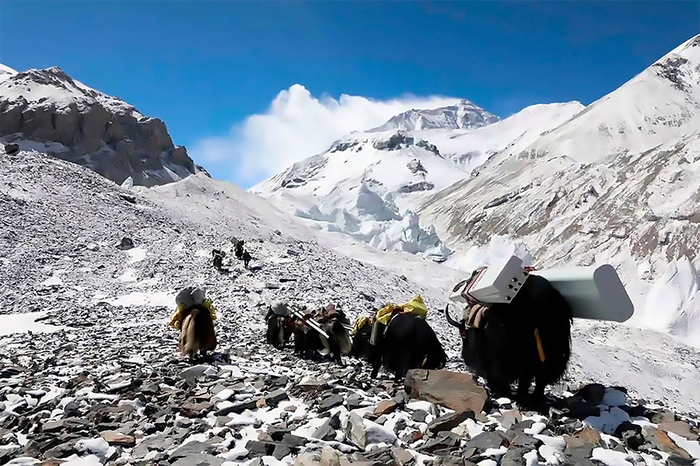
xmin=534 ymin=328 xmax=546 ymax=363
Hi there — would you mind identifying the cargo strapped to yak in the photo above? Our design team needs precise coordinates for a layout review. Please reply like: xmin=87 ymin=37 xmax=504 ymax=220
xmin=448 ymin=256 xmax=634 ymax=323
xmin=375 ymin=295 xmax=429 ymax=326
xmin=169 ymin=286 xmax=217 ymax=330
xmin=351 ymin=316 xmax=375 ymax=335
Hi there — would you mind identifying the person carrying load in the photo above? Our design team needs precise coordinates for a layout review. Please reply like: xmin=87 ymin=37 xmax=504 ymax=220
xmin=169 ymin=286 xmax=218 ymax=359
xmin=169 ymin=286 xmax=217 ymax=330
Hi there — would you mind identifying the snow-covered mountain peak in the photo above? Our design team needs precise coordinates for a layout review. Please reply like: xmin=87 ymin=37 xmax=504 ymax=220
xmin=511 ymin=34 xmax=700 ymax=166
xmin=652 ymin=33 xmax=700 ymax=95
xmin=0 ymin=65 xmax=141 ymax=118
xmin=0 ymin=63 xmax=16 ymax=83
xmin=371 ymin=99 xmax=500 ymax=132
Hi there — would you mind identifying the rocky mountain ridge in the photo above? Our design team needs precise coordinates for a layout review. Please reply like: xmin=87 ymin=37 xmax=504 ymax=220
xmin=0 ymin=65 xmax=205 ymax=187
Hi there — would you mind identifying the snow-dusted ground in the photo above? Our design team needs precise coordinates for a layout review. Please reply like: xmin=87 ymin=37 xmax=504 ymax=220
xmin=1 ymin=148 xmax=699 ymax=464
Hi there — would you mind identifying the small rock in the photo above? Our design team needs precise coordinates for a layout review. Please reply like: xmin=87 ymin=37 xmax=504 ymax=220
xmin=615 ymin=421 xmax=644 ymax=450
xmin=660 ymin=421 xmax=700 ymax=441
xmin=500 ymin=409 xmax=522 ymax=430
xmin=346 ymin=393 xmax=363 ymax=411
xmin=216 ymin=399 xmax=258 ymax=416
xmin=118 ymin=237 xmax=134 ymax=250
xmin=101 ymin=430 xmax=135 ymax=447
xmin=320 ymin=445 xmax=345 ymax=465
xmin=119 ymin=193 xmax=137 ymax=204
xmin=282 ymin=434 xmax=308 ymax=448
xmin=412 ymin=410 xmax=428 ymax=423
xmin=505 ymin=420 xmax=535 ymax=442
xmin=319 ymin=393 xmax=344 ymax=412
xmin=391 ymin=447 xmax=415 ymax=465
xmin=4 ymin=143 xmax=19 ymax=155
xmin=170 ymin=441 xmax=216 ymax=459
xmin=265 ymin=389 xmax=289 ymax=407
xmin=649 ymin=409 xmax=676 ymax=424
xmin=420 ymin=431 xmax=460 ymax=453
xmin=575 ymin=383 xmax=606 ymax=404
xmin=171 ymin=454 xmax=224 ymax=466
xmin=180 ymin=401 xmax=213 ymax=418
xmin=465 ymin=431 xmax=507 ymax=454
xmin=643 ymin=427 xmax=692 ymax=459
xmin=428 ymin=410 xmax=475 ymax=433
xmin=374 ymin=400 xmax=398 ymax=416
xmin=312 ymin=420 xmax=337 ymax=441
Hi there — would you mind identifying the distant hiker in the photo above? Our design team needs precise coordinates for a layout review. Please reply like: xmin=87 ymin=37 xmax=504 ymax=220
xmin=212 ymin=249 xmax=225 ymax=270
xmin=242 ymin=250 xmax=251 ymax=269
xmin=169 ymin=286 xmax=217 ymax=360
xmin=234 ymin=240 xmax=245 ymax=260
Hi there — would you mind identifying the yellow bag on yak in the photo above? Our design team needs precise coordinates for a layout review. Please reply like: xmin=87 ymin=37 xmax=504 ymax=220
xmin=169 ymin=299 xmax=217 ymax=330
xmin=375 ymin=295 xmax=428 ymax=325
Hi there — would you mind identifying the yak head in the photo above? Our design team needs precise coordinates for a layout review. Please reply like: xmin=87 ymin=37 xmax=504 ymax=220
xmin=444 ymin=268 xmax=486 ymax=338
xmin=350 ymin=316 xmax=374 ymax=359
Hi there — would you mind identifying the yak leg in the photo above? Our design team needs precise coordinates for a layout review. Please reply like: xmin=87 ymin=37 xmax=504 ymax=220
xmin=516 ymin=376 xmax=533 ymax=402
xmin=532 ymin=377 xmax=546 ymax=403
xmin=394 ymin=351 xmax=411 ymax=383
xmin=369 ymin=346 xmax=382 ymax=378
xmin=487 ymin=380 xmax=512 ymax=399
xmin=329 ymin=337 xmax=342 ymax=364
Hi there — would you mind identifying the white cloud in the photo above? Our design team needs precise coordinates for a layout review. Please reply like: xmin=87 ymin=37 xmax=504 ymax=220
xmin=190 ymin=84 xmax=460 ymax=188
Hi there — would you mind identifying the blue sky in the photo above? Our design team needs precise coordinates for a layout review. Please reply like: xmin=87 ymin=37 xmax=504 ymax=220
xmin=1 ymin=1 xmax=698 ymax=187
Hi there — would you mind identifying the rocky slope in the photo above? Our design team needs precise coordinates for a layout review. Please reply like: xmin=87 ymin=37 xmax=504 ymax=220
xmin=0 ymin=65 xmax=205 ymax=187
xmin=418 ymin=34 xmax=700 ymax=348
xmin=1 ymin=146 xmax=700 ymax=465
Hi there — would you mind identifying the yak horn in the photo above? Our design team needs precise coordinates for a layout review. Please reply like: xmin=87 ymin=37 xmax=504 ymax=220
xmin=444 ymin=304 xmax=462 ymax=328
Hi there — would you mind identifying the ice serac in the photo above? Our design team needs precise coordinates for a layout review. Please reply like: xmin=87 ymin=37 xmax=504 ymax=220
xmin=252 ymin=129 xmax=463 ymax=261
xmin=419 ymin=34 xmax=700 ymax=347
xmin=0 ymin=65 xmax=206 ymax=187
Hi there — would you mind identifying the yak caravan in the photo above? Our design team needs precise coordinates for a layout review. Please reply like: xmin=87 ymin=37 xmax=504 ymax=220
xmin=261 ymin=255 xmax=636 ymax=404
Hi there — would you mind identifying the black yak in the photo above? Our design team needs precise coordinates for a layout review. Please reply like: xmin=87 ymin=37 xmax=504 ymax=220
xmin=355 ymin=313 xmax=447 ymax=382
xmin=290 ymin=306 xmax=352 ymax=363
xmin=350 ymin=317 xmax=374 ymax=360
xmin=265 ymin=312 xmax=295 ymax=349
xmin=444 ymin=272 xmax=572 ymax=403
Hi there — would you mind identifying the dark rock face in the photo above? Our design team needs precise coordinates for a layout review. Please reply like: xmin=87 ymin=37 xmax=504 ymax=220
xmin=0 ymin=67 xmax=205 ymax=187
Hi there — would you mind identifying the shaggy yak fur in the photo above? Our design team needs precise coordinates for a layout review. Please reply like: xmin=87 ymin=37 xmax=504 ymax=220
xmin=265 ymin=313 xmax=294 ymax=349
xmin=179 ymin=304 xmax=217 ymax=359
xmin=350 ymin=320 xmax=373 ymax=360
xmin=445 ymin=273 xmax=573 ymax=403
xmin=357 ymin=313 xmax=447 ymax=382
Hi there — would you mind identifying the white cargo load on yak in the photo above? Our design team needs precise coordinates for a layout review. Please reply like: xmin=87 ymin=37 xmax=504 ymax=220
xmin=449 ymin=256 xmax=634 ymax=322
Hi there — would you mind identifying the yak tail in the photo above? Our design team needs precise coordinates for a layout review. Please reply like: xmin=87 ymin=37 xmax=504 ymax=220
xmin=179 ymin=309 xmax=199 ymax=357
